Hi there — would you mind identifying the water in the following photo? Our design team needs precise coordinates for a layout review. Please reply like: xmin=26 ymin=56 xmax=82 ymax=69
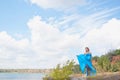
xmin=0 ymin=73 xmax=45 ymax=80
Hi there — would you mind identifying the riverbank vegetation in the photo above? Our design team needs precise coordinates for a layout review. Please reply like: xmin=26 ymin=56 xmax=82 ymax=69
xmin=43 ymin=49 xmax=120 ymax=80
xmin=93 ymin=49 xmax=120 ymax=72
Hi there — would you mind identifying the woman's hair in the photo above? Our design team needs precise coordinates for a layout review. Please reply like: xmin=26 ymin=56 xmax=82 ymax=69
xmin=85 ymin=47 xmax=90 ymax=52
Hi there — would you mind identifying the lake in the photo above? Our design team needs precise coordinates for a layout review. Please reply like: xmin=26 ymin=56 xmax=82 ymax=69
xmin=0 ymin=73 xmax=45 ymax=80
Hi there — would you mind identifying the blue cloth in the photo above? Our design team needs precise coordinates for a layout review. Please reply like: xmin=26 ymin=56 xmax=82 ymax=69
xmin=77 ymin=53 xmax=96 ymax=76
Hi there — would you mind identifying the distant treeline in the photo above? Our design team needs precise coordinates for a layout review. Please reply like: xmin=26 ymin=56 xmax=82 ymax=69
xmin=0 ymin=69 xmax=52 ymax=73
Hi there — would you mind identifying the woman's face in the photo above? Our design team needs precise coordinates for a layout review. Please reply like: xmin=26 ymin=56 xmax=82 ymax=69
xmin=85 ymin=47 xmax=89 ymax=52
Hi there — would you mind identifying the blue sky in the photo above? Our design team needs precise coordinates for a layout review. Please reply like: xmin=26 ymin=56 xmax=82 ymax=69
xmin=0 ymin=0 xmax=120 ymax=69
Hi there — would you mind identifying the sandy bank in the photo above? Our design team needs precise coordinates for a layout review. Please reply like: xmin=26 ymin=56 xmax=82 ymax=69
xmin=70 ymin=72 xmax=120 ymax=80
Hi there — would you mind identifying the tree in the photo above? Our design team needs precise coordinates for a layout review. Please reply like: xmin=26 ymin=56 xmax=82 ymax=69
xmin=104 ymin=49 xmax=120 ymax=62
xmin=115 ymin=49 xmax=120 ymax=55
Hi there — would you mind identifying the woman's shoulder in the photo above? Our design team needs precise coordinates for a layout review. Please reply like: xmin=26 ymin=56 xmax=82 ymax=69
xmin=85 ymin=52 xmax=92 ymax=56
xmin=84 ymin=52 xmax=92 ymax=54
xmin=88 ymin=52 xmax=92 ymax=54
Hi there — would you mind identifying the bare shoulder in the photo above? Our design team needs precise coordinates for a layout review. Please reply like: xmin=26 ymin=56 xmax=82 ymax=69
xmin=89 ymin=52 xmax=92 ymax=54
xmin=87 ymin=52 xmax=91 ymax=54
xmin=84 ymin=52 xmax=92 ymax=54
xmin=88 ymin=52 xmax=92 ymax=55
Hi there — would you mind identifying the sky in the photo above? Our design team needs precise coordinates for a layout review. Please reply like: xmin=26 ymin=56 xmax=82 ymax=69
xmin=0 ymin=0 xmax=120 ymax=69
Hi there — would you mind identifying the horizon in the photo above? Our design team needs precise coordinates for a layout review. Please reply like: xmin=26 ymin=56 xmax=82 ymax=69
xmin=0 ymin=0 xmax=120 ymax=69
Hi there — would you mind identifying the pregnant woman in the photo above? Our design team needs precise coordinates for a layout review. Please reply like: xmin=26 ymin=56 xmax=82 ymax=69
xmin=77 ymin=47 xmax=96 ymax=76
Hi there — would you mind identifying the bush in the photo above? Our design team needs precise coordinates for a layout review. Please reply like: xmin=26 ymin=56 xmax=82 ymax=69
xmin=43 ymin=60 xmax=75 ymax=80
xmin=110 ymin=61 xmax=120 ymax=72
xmin=95 ymin=53 xmax=120 ymax=72
xmin=97 ymin=55 xmax=111 ymax=72
xmin=72 ymin=64 xmax=81 ymax=74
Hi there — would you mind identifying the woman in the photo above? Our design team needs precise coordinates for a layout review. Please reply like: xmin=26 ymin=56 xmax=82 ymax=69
xmin=77 ymin=47 xmax=96 ymax=76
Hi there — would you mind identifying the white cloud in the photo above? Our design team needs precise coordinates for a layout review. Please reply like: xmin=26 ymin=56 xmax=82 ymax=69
xmin=27 ymin=16 xmax=80 ymax=53
xmin=0 ymin=31 xmax=29 ymax=50
xmin=29 ymin=0 xmax=86 ymax=10
xmin=0 ymin=31 xmax=31 ymax=69
xmin=81 ymin=18 xmax=120 ymax=55
xmin=27 ymin=16 xmax=81 ymax=68
xmin=0 ymin=16 xmax=80 ymax=69
xmin=50 ymin=7 xmax=120 ymax=37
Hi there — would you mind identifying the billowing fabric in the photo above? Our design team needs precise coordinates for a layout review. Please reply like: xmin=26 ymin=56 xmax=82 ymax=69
xmin=77 ymin=53 xmax=96 ymax=76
